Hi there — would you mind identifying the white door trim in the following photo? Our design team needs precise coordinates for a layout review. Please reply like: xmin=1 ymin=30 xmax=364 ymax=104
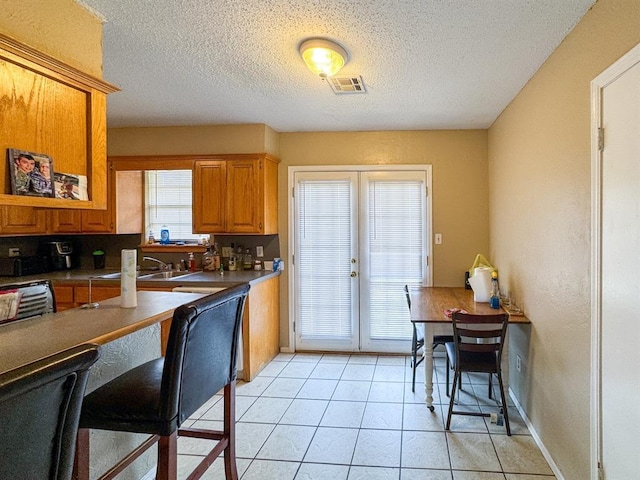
xmin=590 ymin=41 xmax=640 ymax=480
xmin=287 ymin=164 xmax=433 ymax=353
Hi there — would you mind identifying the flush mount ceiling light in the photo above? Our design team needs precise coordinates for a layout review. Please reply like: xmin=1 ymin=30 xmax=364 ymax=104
xmin=299 ymin=38 xmax=349 ymax=78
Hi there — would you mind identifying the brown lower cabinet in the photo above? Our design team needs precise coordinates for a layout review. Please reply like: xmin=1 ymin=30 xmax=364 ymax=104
xmin=52 ymin=277 xmax=280 ymax=380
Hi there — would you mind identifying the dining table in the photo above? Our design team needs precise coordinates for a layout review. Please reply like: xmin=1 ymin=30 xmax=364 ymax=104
xmin=408 ymin=286 xmax=530 ymax=411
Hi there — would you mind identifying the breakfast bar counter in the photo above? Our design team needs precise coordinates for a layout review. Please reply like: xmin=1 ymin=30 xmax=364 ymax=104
xmin=0 ymin=291 xmax=205 ymax=375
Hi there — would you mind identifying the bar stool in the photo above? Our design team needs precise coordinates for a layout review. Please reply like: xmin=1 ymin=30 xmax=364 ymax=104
xmin=74 ymin=283 xmax=250 ymax=480
xmin=0 ymin=344 xmax=100 ymax=480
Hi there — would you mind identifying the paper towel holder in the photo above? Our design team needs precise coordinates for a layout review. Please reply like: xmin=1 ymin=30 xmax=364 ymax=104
xmin=80 ymin=277 xmax=99 ymax=309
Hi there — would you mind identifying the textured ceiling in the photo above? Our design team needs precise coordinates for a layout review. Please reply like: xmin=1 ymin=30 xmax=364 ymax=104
xmin=77 ymin=0 xmax=595 ymax=132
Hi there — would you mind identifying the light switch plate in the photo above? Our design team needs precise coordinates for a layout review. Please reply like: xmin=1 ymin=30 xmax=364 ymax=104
xmin=256 ymin=246 xmax=264 ymax=257
xmin=435 ymin=233 xmax=442 ymax=245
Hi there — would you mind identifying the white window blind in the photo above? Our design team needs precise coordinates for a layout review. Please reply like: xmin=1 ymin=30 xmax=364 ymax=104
xmin=367 ymin=179 xmax=424 ymax=340
xmin=145 ymin=170 xmax=200 ymax=241
xmin=296 ymin=179 xmax=354 ymax=340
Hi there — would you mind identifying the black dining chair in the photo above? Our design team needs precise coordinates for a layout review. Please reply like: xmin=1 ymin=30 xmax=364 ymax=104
xmin=74 ymin=283 xmax=250 ymax=480
xmin=0 ymin=344 xmax=100 ymax=480
xmin=404 ymin=285 xmax=456 ymax=393
xmin=445 ymin=311 xmax=511 ymax=435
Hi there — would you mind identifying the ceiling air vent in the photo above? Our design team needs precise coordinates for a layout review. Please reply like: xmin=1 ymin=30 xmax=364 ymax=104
xmin=328 ymin=76 xmax=367 ymax=94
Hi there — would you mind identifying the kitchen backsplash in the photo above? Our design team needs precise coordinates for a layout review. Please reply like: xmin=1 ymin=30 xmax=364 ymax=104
xmin=0 ymin=234 xmax=280 ymax=270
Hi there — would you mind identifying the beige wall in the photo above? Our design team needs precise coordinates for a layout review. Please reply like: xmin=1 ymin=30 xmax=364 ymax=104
xmin=488 ymin=0 xmax=640 ymax=478
xmin=107 ymin=124 xmax=279 ymax=156
xmin=279 ymin=130 xmax=489 ymax=344
xmin=0 ymin=0 xmax=103 ymax=77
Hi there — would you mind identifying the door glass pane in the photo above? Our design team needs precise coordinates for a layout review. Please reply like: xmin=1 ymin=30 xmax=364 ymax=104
xmin=296 ymin=177 xmax=354 ymax=341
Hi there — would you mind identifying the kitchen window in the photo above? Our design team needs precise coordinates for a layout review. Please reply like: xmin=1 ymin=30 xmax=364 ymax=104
xmin=145 ymin=170 xmax=202 ymax=242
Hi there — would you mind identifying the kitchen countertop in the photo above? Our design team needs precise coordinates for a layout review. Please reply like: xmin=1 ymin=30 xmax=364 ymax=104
xmin=0 ymin=268 xmax=280 ymax=289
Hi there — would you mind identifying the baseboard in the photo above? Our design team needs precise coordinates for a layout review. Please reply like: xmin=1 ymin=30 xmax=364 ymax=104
xmin=509 ymin=390 xmax=565 ymax=480
xmin=140 ymin=468 xmax=156 ymax=480
xmin=280 ymin=346 xmax=294 ymax=353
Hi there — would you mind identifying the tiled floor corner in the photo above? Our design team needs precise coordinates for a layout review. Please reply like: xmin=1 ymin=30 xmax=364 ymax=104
xmin=177 ymin=353 xmax=556 ymax=480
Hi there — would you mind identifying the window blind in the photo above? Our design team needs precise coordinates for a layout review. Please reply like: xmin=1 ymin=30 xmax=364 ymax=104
xmin=145 ymin=170 xmax=200 ymax=241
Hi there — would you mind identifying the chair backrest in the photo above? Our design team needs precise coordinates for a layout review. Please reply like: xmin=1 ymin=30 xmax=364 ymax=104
xmin=0 ymin=344 xmax=100 ymax=480
xmin=450 ymin=312 xmax=508 ymax=367
xmin=161 ymin=283 xmax=250 ymax=426
xmin=404 ymin=284 xmax=411 ymax=309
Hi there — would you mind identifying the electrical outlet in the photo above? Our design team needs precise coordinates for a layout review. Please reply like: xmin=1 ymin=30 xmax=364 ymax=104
xmin=8 ymin=248 xmax=20 ymax=257
xmin=435 ymin=233 xmax=442 ymax=245
xmin=516 ymin=354 xmax=522 ymax=372
xmin=256 ymin=246 xmax=264 ymax=257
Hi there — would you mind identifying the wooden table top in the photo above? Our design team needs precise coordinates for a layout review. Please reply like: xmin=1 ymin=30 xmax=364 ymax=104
xmin=409 ymin=287 xmax=530 ymax=324
xmin=0 ymin=291 xmax=206 ymax=375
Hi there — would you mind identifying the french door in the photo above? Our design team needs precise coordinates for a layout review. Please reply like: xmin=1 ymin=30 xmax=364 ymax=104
xmin=291 ymin=167 xmax=431 ymax=353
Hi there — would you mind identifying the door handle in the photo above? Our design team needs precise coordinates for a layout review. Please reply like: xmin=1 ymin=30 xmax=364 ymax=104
xmin=350 ymin=271 xmax=357 ymax=277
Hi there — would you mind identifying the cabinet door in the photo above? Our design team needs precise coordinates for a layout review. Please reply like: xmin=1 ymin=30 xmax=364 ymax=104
xmin=82 ymin=209 xmax=113 ymax=233
xmin=49 ymin=210 xmax=82 ymax=233
xmin=227 ymin=158 xmax=263 ymax=233
xmin=0 ymin=206 xmax=47 ymax=235
xmin=193 ymin=161 xmax=227 ymax=233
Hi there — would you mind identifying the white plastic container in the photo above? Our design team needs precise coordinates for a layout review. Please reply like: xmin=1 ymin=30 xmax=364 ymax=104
xmin=468 ymin=267 xmax=492 ymax=302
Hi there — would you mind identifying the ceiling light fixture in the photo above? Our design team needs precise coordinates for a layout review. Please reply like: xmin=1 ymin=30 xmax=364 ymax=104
xmin=299 ymin=38 xmax=349 ymax=79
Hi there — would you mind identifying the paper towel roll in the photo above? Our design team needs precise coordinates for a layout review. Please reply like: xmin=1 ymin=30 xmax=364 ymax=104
xmin=120 ymin=249 xmax=137 ymax=308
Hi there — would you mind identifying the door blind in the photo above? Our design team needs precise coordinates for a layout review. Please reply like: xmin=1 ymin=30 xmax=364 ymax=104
xmin=367 ymin=179 xmax=424 ymax=340
xmin=296 ymin=179 xmax=354 ymax=339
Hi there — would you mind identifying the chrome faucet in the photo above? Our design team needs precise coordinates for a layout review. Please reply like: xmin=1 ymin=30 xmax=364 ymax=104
xmin=142 ymin=256 xmax=170 ymax=270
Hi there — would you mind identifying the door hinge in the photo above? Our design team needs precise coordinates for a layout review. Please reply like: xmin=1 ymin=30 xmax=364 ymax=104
xmin=425 ymin=185 xmax=428 ymax=196
xmin=598 ymin=127 xmax=605 ymax=151
xmin=598 ymin=461 xmax=605 ymax=480
xmin=292 ymin=254 xmax=294 ymax=265
xmin=292 ymin=321 xmax=295 ymax=333
xmin=426 ymin=255 xmax=429 ymax=266
xmin=292 ymin=186 xmax=295 ymax=198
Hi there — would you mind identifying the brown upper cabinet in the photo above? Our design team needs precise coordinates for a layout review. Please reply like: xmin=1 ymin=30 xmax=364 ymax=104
xmin=193 ymin=154 xmax=279 ymax=235
xmin=0 ymin=34 xmax=118 ymax=210
xmin=48 ymin=165 xmax=142 ymax=235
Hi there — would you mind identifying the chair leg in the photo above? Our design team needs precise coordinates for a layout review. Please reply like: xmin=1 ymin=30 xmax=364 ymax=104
xmin=223 ymin=382 xmax=239 ymax=480
xmin=496 ymin=372 xmax=511 ymax=436
xmin=157 ymin=432 xmax=178 ymax=480
xmin=445 ymin=354 xmax=450 ymax=397
xmin=73 ymin=428 xmax=90 ymax=480
xmin=411 ymin=329 xmax=418 ymax=393
xmin=488 ymin=373 xmax=493 ymax=399
xmin=446 ymin=370 xmax=460 ymax=431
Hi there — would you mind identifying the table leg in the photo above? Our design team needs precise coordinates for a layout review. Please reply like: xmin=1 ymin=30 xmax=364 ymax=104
xmin=423 ymin=324 xmax=435 ymax=411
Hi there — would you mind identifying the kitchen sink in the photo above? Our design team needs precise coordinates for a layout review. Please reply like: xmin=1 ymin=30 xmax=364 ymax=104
xmin=137 ymin=270 xmax=200 ymax=280
xmin=96 ymin=270 xmax=199 ymax=280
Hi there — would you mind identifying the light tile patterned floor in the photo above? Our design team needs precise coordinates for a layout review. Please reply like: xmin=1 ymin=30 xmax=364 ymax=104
xmin=177 ymin=353 xmax=556 ymax=480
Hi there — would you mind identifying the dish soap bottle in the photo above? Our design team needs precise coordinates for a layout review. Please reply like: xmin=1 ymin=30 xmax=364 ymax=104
xmin=490 ymin=271 xmax=501 ymax=309
xmin=160 ymin=225 xmax=170 ymax=245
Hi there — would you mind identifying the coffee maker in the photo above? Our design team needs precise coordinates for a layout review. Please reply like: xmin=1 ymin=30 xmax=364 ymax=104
xmin=40 ymin=241 xmax=74 ymax=270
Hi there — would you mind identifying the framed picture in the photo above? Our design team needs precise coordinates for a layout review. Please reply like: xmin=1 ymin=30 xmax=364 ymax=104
xmin=7 ymin=149 xmax=55 ymax=197
xmin=53 ymin=172 xmax=88 ymax=201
